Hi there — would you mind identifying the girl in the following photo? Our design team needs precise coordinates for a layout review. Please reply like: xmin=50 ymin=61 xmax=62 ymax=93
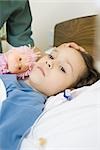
xmin=0 ymin=42 xmax=100 ymax=150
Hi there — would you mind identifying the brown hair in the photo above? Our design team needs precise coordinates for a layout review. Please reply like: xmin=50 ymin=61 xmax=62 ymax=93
xmin=74 ymin=51 xmax=100 ymax=88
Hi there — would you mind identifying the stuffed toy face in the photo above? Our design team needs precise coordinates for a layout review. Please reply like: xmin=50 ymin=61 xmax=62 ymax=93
xmin=4 ymin=46 xmax=41 ymax=79
xmin=7 ymin=50 xmax=30 ymax=74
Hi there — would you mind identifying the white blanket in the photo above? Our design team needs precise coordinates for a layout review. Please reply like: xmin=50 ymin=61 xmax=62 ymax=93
xmin=0 ymin=78 xmax=6 ymax=109
xmin=20 ymin=80 xmax=100 ymax=150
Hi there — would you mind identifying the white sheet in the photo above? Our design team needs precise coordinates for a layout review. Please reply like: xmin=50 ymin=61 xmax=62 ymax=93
xmin=0 ymin=78 xmax=7 ymax=109
xmin=20 ymin=80 xmax=100 ymax=150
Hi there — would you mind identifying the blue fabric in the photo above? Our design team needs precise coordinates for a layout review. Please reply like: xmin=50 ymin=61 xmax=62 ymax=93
xmin=0 ymin=74 xmax=47 ymax=150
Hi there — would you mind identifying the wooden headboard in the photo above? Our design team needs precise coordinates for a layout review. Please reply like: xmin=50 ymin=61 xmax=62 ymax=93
xmin=54 ymin=15 xmax=97 ymax=55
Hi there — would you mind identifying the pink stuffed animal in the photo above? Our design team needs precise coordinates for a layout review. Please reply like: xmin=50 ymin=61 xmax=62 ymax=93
xmin=0 ymin=46 xmax=40 ymax=79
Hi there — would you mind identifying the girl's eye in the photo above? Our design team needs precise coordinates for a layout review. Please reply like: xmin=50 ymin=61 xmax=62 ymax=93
xmin=60 ymin=67 xmax=66 ymax=73
xmin=19 ymin=58 xmax=22 ymax=61
xmin=48 ymin=54 xmax=54 ymax=59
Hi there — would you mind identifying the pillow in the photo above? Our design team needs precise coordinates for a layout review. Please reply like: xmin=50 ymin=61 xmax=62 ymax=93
xmin=0 ymin=78 xmax=6 ymax=109
xmin=20 ymin=80 xmax=100 ymax=150
xmin=44 ymin=80 xmax=100 ymax=111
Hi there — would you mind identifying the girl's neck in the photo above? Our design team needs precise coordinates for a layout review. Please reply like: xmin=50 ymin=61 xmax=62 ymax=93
xmin=24 ymin=78 xmax=31 ymax=87
xmin=24 ymin=78 xmax=37 ymax=91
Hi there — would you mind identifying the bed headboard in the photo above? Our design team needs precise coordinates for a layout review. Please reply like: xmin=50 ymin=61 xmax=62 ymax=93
xmin=54 ymin=15 xmax=97 ymax=56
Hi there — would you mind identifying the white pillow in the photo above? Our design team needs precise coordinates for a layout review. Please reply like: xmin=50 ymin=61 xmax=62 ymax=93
xmin=44 ymin=80 xmax=100 ymax=111
xmin=20 ymin=80 xmax=100 ymax=150
xmin=0 ymin=78 xmax=7 ymax=109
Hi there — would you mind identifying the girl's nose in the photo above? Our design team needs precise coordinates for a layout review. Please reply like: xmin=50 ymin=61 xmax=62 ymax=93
xmin=46 ymin=61 xmax=53 ymax=69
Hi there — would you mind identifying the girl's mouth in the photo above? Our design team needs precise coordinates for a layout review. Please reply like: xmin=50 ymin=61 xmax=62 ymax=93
xmin=37 ymin=66 xmax=45 ymax=76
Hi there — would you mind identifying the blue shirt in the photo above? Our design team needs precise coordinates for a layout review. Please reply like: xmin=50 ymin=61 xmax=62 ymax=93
xmin=0 ymin=74 xmax=47 ymax=150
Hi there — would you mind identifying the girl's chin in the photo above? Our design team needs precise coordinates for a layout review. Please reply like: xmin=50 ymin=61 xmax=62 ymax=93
xmin=30 ymin=74 xmax=44 ymax=84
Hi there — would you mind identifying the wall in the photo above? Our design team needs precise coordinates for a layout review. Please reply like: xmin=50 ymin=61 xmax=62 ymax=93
xmin=29 ymin=0 xmax=97 ymax=50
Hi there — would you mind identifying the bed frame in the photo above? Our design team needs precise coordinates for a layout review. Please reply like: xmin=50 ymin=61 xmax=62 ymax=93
xmin=53 ymin=15 xmax=97 ymax=56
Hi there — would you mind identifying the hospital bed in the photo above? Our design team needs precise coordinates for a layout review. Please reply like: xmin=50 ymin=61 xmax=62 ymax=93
xmin=20 ymin=14 xmax=100 ymax=150
xmin=1 ymin=15 xmax=100 ymax=150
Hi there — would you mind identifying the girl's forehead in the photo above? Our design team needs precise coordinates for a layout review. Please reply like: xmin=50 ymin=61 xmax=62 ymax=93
xmin=56 ymin=45 xmax=82 ymax=58
xmin=53 ymin=46 xmax=86 ymax=68
xmin=53 ymin=46 xmax=75 ymax=56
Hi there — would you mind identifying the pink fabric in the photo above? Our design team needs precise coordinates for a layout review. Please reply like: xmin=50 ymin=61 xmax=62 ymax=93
xmin=0 ymin=54 xmax=9 ymax=74
xmin=0 ymin=46 xmax=37 ymax=79
xmin=9 ymin=46 xmax=37 ymax=79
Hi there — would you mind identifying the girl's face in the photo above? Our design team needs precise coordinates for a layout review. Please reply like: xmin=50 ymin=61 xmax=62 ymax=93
xmin=28 ymin=44 xmax=87 ymax=96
